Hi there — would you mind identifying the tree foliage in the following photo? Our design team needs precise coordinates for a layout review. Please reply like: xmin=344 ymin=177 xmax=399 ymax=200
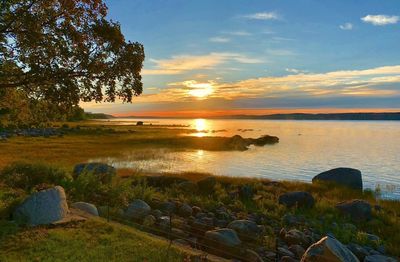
xmin=0 ymin=0 xmax=145 ymax=108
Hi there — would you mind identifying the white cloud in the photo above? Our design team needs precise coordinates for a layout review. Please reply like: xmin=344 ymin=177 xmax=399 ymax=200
xmin=209 ymin=36 xmax=230 ymax=43
xmin=286 ymin=68 xmax=309 ymax=74
xmin=339 ymin=23 xmax=353 ymax=30
xmin=361 ymin=15 xmax=399 ymax=26
xmin=225 ymin=31 xmax=252 ymax=36
xmin=242 ymin=12 xmax=280 ymax=20
xmin=142 ymin=52 xmax=263 ymax=75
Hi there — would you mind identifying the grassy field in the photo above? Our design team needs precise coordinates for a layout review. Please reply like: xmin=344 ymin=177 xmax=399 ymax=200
xmin=0 ymin=218 xmax=191 ymax=262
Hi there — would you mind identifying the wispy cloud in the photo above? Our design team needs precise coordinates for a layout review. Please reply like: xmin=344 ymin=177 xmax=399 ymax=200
xmin=286 ymin=68 xmax=309 ymax=74
xmin=224 ymin=31 xmax=252 ymax=36
xmin=241 ymin=12 xmax=280 ymax=20
xmin=361 ymin=15 xmax=399 ymax=26
xmin=209 ymin=36 xmax=230 ymax=43
xmin=142 ymin=53 xmax=264 ymax=75
xmin=140 ymin=65 xmax=400 ymax=102
xmin=339 ymin=23 xmax=353 ymax=30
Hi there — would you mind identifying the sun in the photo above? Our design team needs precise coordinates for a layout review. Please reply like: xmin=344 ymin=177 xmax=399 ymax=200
xmin=188 ymin=82 xmax=213 ymax=98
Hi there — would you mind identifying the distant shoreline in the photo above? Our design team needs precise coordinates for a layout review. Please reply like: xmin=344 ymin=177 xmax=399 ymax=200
xmin=109 ymin=112 xmax=400 ymax=121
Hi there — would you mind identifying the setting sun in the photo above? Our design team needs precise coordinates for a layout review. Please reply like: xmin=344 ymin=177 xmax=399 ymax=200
xmin=187 ymin=82 xmax=213 ymax=98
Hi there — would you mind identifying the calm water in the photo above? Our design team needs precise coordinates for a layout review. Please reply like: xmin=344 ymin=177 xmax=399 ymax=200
xmin=94 ymin=118 xmax=400 ymax=199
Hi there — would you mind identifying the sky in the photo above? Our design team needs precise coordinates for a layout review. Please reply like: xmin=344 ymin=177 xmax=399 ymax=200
xmin=83 ymin=0 xmax=400 ymax=117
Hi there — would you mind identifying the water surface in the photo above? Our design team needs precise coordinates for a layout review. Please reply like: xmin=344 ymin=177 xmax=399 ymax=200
xmin=94 ymin=118 xmax=400 ymax=199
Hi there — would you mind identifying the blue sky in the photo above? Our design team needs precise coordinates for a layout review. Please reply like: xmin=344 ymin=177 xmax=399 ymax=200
xmin=84 ymin=0 xmax=400 ymax=116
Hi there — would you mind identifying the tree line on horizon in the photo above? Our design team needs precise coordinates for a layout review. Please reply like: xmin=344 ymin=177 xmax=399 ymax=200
xmin=0 ymin=0 xmax=144 ymax=128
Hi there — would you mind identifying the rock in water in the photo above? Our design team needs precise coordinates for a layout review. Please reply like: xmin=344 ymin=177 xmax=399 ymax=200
xmin=335 ymin=199 xmax=372 ymax=221
xmin=71 ymin=202 xmax=99 ymax=216
xmin=279 ymin=191 xmax=315 ymax=208
xmin=73 ymin=162 xmax=116 ymax=183
xmin=13 ymin=186 xmax=69 ymax=226
xmin=125 ymin=199 xmax=151 ymax=220
xmin=227 ymin=219 xmax=263 ymax=242
xmin=312 ymin=168 xmax=363 ymax=190
xmin=301 ymin=236 xmax=359 ymax=262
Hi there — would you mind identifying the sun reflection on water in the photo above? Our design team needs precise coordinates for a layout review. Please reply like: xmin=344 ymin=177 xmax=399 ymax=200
xmin=193 ymin=119 xmax=208 ymax=137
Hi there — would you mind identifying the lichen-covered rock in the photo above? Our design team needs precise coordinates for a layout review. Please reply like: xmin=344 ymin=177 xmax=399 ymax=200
xmin=335 ymin=199 xmax=372 ymax=221
xmin=71 ymin=202 xmax=98 ymax=216
xmin=124 ymin=199 xmax=151 ymax=220
xmin=279 ymin=192 xmax=315 ymax=208
xmin=204 ymin=228 xmax=242 ymax=248
xmin=227 ymin=219 xmax=263 ymax=242
xmin=312 ymin=168 xmax=362 ymax=190
xmin=301 ymin=236 xmax=359 ymax=262
xmin=13 ymin=186 xmax=69 ymax=226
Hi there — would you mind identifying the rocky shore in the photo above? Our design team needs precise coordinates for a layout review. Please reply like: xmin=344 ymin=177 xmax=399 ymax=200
xmin=3 ymin=162 xmax=398 ymax=262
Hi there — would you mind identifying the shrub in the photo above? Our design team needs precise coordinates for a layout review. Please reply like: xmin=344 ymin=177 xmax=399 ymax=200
xmin=0 ymin=162 xmax=72 ymax=191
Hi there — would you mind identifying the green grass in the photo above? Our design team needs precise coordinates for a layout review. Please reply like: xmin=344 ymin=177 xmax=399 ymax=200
xmin=0 ymin=219 xmax=188 ymax=262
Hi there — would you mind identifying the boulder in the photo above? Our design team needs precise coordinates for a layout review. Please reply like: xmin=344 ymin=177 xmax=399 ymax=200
xmin=228 ymin=135 xmax=249 ymax=151
xmin=160 ymin=201 xmax=176 ymax=215
xmin=72 ymin=162 xmax=116 ymax=183
xmin=245 ymin=249 xmax=264 ymax=262
xmin=227 ymin=219 xmax=263 ymax=242
xmin=204 ymin=228 xmax=242 ymax=249
xmin=143 ymin=215 xmax=156 ymax=227
xmin=178 ymin=204 xmax=193 ymax=218
xmin=347 ymin=243 xmax=369 ymax=261
xmin=301 ymin=236 xmax=359 ymax=262
xmin=364 ymin=255 xmax=397 ymax=262
xmin=279 ymin=192 xmax=315 ymax=208
xmin=197 ymin=177 xmax=217 ymax=194
xmin=13 ymin=186 xmax=69 ymax=226
xmin=125 ymin=199 xmax=151 ymax=220
xmin=289 ymin=244 xmax=306 ymax=259
xmin=312 ymin=168 xmax=363 ymax=190
xmin=71 ymin=202 xmax=99 ymax=216
xmin=285 ymin=229 xmax=310 ymax=248
xmin=335 ymin=199 xmax=372 ymax=221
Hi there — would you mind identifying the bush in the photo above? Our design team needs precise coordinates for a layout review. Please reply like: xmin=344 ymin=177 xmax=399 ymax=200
xmin=0 ymin=162 xmax=72 ymax=191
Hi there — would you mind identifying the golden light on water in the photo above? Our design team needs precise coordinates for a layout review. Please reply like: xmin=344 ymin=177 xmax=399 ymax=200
xmin=193 ymin=118 xmax=208 ymax=137
xmin=188 ymin=82 xmax=213 ymax=98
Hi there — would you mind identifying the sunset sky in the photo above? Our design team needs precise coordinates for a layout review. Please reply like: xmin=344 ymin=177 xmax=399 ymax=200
xmin=83 ymin=0 xmax=400 ymax=117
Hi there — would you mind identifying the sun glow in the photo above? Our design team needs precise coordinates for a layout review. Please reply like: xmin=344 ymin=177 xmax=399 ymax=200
xmin=187 ymin=82 xmax=213 ymax=98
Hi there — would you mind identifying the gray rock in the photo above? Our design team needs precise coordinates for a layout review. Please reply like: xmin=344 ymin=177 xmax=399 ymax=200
xmin=335 ymin=199 xmax=372 ymax=221
xmin=178 ymin=203 xmax=192 ymax=218
xmin=289 ymin=244 xmax=306 ymax=259
xmin=278 ymin=247 xmax=295 ymax=258
xmin=279 ymin=192 xmax=315 ymax=208
xmin=71 ymin=202 xmax=98 ymax=216
xmin=285 ymin=229 xmax=310 ymax=248
xmin=281 ymin=256 xmax=299 ymax=262
xmin=204 ymin=228 xmax=242 ymax=248
xmin=301 ymin=236 xmax=359 ymax=262
xmin=13 ymin=186 xmax=69 ymax=226
xmin=347 ymin=243 xmax=369 ymax=261
xmin=227 ymin=219 xmax=263 ymax=242
xmin=312 ymin=167 xmax=363 ymax=190
xmin=72 ymin=162 xmax=116 ymax=183
xmin=160 ymin=201 xmax=176 ymax=215
xmin=125 ymin=199 xmax=151 ymax=220
xmin=364 ymin=255 xmax=397 ymax=262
